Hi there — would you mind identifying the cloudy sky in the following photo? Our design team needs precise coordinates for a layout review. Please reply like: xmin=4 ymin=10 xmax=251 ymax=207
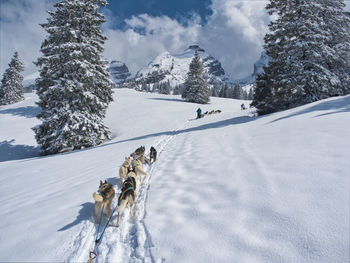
xmin=1 ymin=0 xmax=350 ymax=81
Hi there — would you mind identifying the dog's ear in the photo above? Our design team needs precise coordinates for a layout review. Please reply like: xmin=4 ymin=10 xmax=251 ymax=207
xmin=104 ymin=180 xmax=107 ymax=184
xmin=100 ymin=180 xmax=103 ymax=186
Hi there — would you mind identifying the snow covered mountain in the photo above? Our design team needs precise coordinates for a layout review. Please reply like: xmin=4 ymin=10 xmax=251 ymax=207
xmin=124 ymin=45 xmax=229 ymax=89
xmin=107 ymin=60 xmax=131 ymax=85
xmin=234 ymin=51 xmax=269 ymax=86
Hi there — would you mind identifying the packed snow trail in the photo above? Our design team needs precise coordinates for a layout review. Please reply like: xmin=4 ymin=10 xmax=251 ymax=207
xmin=64 ymin=121 xmax=190 ymax=263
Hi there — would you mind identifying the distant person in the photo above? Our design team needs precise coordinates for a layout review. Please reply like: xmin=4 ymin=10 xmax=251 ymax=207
xmin=196 ymin=108 xmax=202 ymax=119
xmin=241 ymin=103 xmax=246 ymax=110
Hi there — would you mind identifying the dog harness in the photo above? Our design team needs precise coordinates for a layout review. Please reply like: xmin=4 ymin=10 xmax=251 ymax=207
xmin=121 ymin=163 xmax=130 ymax=174
xmin=119 ymin=176 xmax=135 ymax=201
xmin=99 ymin=185 xmax=112 ymax=201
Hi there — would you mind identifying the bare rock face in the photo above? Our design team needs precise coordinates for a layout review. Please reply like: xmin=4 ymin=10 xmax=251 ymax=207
xmin=108 ymin=60 xmax=131 ymax=85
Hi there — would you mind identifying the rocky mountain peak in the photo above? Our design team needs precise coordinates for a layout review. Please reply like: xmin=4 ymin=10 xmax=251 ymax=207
xmin=108 ymin=60 xmax=131 ymax=85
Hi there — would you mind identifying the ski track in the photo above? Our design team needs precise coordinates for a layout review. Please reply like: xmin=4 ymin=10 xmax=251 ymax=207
xmin=65 ymin=121 xmax=190 ymax=263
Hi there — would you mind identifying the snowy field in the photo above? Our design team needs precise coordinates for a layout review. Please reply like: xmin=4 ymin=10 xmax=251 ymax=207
xmin=0 ymin=89 xmax=349 ymax=262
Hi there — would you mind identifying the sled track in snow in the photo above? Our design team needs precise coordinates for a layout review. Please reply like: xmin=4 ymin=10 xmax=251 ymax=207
xmin=65 ymin=121 xmax=190 ymax=263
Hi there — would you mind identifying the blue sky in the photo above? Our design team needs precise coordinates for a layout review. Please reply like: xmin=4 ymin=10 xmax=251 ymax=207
xmin=1 ymin=0 xmax=350 ymax=81
xmin=105 ymin=0 xmax=213 ymax=28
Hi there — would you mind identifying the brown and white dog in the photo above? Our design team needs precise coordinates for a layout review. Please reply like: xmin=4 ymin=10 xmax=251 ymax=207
xmin=116 ymin=171 xmax=138 ymax=227
xmin=132 ymin=153 xmax=148 ymax=185
xmin=119 ymin=157 xmax=131 ymax=182
xmin=130 ymin=146 xmax=145 ymax=159
xmin=93 ymin=180 xmax=115 ymax=224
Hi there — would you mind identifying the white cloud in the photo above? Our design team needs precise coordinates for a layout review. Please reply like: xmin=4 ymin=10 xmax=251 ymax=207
xmin=0 ymin=0 xmax=54 ymax=78
xmin=103 ymin=0 xmax=269 ymax=79
xmin=103 ymin=14 xmax=201 ymax=76
xmin=201 ymin=0 xmax=269 ymax=79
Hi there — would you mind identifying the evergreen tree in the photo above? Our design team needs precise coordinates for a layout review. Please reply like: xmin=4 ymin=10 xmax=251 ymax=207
xmin=243 ymin=89 xmax=248 ymax=100
xmin=251 ymin=72 xmax=275 ymax=114
xmin=159 ymin=80 xmax=171 ymax=95
xmin=182 ymin=50 xmax=210 ymax=104
xmin=173 ymin=84 xmax=181 ymax=95
xmin=211 ymin=83 xmax=221 ymax=97
xmin=176 ymin=84 xmax=185 ymax=96
xmin=225 ymin=85 xmax=234 ymax=98
xmin=33 ymin=0 xmax=114 ymax=155
xmin=165 ymin=82 xmax=172 ymax=95
xmin=0 ymin=52 xmax=24 ymax=105
xmin=321 ymin=0 xmax=350 ymax=94
xmin=248 ymin=86 xmax=254 ymax=100
xmin=153 ymin=82 xmax=159 ymax=93
xmin=253 ymin=0 xmax=350 ymax=114
xmin=141 ymin=82 xmax=149 ymax=92
xmin=232 ymin=84 xmax=245 ymax=99
xmin=219 ymin=83 xmax=228 ymax=98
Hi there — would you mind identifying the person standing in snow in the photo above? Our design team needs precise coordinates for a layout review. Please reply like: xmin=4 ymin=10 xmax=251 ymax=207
xmin=196 ymin=108 xmax=202 ymax=119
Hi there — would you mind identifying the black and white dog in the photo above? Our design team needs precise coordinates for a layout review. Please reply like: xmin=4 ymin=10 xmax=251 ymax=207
xmin=149 ymin=146 xmax=157 ymax=163
xmin=116 ymin=171 xmax=137 ymax=227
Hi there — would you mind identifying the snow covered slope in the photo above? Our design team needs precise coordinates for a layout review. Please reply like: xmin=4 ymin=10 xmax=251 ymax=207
xmin=0 ymin=89 xmax=348 ymax=262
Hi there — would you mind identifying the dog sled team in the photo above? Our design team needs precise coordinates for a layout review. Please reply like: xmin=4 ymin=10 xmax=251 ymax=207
xmin=196 ymin=107 xmax=222 ymax=119
xmin=197 ymin=103 xmax=249 ymax=119
xmin=93 ymin=145 xmax=157 ymax=227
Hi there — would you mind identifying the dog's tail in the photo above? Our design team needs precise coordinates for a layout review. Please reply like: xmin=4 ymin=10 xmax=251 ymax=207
xmin=93 ymin=192 xmax=103 ymax=202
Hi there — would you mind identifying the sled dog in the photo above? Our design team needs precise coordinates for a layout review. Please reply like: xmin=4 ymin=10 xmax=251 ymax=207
xmin=119 ymin=157 xmax=132 ymax=182
xmin=214 ymin=110 xmax=221 ymax=114
xmin=132 ymin=153 xmax=148 ymax=185
xmin=149 ymin=146 xmax=157 ymax=163
xmin=130 ymin=146 xmax=145 ymax=159
xmin=93 ymin=180 xmax=115 ymax=224
xmin=116 ymin=171 xmax=137 ymax=227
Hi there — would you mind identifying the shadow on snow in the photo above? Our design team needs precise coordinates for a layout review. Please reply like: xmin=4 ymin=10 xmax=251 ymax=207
xmin=58 ymin=202 xmax=95 ymax=231
xmin=269 ymin=96 xmax=350 ymax=123
xmin=0 ymin=140 xmax=39 ymax=162
xmin=148 ymin=97 xmax=185 ymax=103
xmin=100 ymin=115 xmax=256 ymax=148
xmin=0 ymin=106 xmax=40 ymax=118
